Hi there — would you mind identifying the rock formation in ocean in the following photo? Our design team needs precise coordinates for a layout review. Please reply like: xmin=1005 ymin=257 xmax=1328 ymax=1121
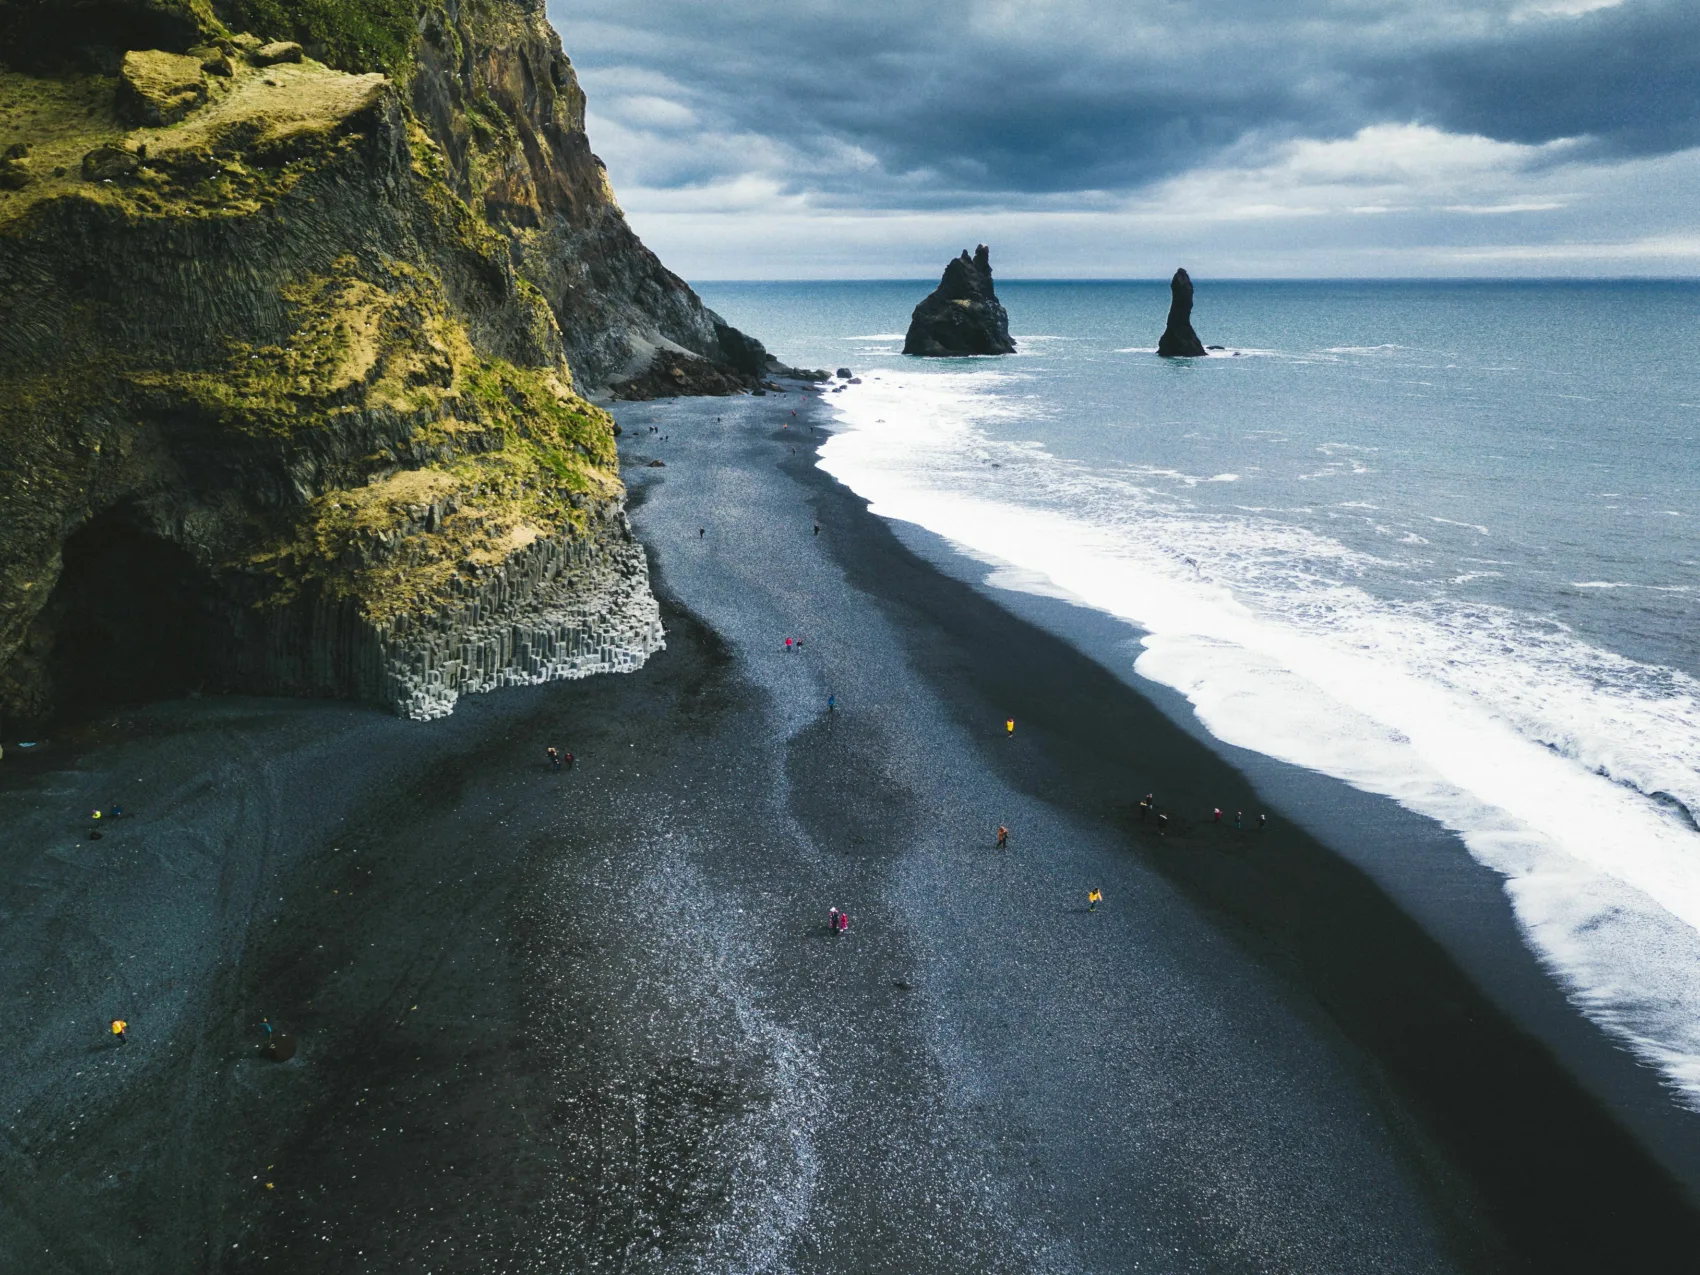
xmin=903 ymin=245 xmax=1016 ymax=357
xmin=1157 ymin=268 xmax=1208 ymax=357
xmin=0 ymin=0 xmax=772 ymax=726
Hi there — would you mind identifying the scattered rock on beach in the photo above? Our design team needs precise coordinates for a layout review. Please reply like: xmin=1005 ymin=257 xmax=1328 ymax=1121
xmin=836 ymin=367 xmax=853 ymax=379
xmin=1158 ymin=268 xmax=1208 ymax=358
xmin=903 ymin=244 xmax=1016 ymax=357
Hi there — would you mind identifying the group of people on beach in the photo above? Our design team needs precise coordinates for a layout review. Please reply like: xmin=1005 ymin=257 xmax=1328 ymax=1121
xmin=976 ymin=772 xmax=1274 ymax=920
xmin=827 ymin=907 xmax=850 ymax=934
xmin=1138 ymin=793 xmax=1266 ymax=835
xmin=87 ymin=805 xmax=130 ymax=841
xmin=546 ymin=746 xmax=575 ymax=773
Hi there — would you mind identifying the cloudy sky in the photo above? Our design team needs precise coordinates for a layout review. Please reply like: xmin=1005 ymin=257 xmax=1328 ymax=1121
xmin=546 ymin=0 xmax=1700 ymax=279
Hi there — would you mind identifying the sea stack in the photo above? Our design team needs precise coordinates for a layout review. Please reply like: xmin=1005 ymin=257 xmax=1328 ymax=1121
xmin=903 ymin=245 xmax=1016 ymax=357
xmin=1157 ymin=268 xmax=1207 ymax=358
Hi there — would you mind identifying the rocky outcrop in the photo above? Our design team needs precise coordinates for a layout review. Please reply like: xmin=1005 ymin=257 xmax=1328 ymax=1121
xmin=392 ymin=2 xmax=765 ymax=393
xmin=0 ymin=0 xmax=761 ymax=726
xmin=1157 ymin=268 xmax=1207 ymax=358
xmin=903 ymin=245 xmax=1016 ymax=357
xmin=116 ymin=49 xmax=207 ymax=125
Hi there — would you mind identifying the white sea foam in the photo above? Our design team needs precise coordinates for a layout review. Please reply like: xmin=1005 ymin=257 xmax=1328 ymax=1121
xmin=821 ymin=367 xmax=1700 ymax=1108
xmin=1430 ymin=516 xmax=1492 ymax=535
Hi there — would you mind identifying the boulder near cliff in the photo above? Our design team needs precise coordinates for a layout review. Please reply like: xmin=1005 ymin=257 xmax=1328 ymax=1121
xmin=903 ymin=245 xmax=1016 ymax=357
xmin=0 ymin=0 xmax=769 ymax=726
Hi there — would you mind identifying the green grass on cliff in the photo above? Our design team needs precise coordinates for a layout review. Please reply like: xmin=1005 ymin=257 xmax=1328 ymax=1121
xmin=149 ymin=254 xmax=625 ymax=621
xmin=213 ymin=0 xmax=424 ymax=78
xmin=1 ymin=3 xmax=626 ymax=640
xmin=0 ymin=57 xmax=387 ymax=227
xmin=250 ymin=356 xmax=622 ymax=623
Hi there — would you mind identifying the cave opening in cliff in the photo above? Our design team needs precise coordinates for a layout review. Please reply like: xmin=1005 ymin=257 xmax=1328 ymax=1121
xmin=44 ymin=511 xmax=221 ymax=719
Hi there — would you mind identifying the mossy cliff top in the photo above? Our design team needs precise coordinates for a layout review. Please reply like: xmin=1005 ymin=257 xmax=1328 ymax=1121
xmin=0 ymin=0 xmax=711 ymax=723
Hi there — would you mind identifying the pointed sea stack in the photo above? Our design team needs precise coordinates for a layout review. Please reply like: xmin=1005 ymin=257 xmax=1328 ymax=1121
xmin=903 ymin=245 xmax=1016 ymax=356
xmin=1157 ymin=268 xmax=1207 ymax=357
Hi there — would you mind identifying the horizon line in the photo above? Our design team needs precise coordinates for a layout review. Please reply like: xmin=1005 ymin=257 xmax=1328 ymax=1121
xmin=689 ymin=275 xmax=1700 ymax=286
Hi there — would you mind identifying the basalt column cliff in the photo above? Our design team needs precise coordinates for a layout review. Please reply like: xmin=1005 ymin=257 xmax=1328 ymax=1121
xmin=0 ymin=0 xmax=769 ymax=725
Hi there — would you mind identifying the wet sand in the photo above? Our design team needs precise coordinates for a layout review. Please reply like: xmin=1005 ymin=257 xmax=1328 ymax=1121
xmin=2 ymin=388 xmax=1698 ymax=1272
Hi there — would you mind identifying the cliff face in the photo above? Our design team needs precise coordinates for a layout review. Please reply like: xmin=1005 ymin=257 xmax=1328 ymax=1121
xmin=0 ymin=0 xmax=747 ymax=726
xmin=395 ymin=0 xmax=770 ymax=388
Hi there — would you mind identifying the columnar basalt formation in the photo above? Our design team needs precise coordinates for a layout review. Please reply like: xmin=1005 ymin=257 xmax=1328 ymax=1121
xmin=1157 ymin=267 xmax=1208 ymax=357
xmin=903 ymin=244 xmax=1016 ymax=357
xmin=0 ymin=0 xmax=761 ymax=724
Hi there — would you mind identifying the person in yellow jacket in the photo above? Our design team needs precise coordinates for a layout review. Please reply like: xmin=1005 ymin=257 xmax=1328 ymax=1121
xmin=1088 ymin=889 xmax=1102 ymax=912
xmin=111 ymin=1019 xmax=127 ymax=1045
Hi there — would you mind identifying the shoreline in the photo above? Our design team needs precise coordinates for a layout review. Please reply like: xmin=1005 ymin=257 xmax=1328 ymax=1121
xmin=2 ymin=385 xmax=1698 ymax=1270
xmin=772 ymin=404 xmax=1700 ymax=1260
xmin=875 ymin=510 xmax=1700 ymax=1196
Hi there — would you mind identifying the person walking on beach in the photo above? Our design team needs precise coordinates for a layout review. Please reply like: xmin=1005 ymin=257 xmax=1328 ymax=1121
xmin=829 ymin=907 xmax=840 ymax=934
xmin=996 ymin=825 xmax=1009 ymax=849
xmin=1157 ymin=813 xmax=1169 ymax=836
xmin=827 ymin=694 xmax=836 ymax=712
xmin=111 ymin=1019 xmax=127 ymax=1045
xmin=1235 ymin=810 xmax=1243 ymax=831
xmin=1139 ymin=795 xmax=1152 ymax=821
xmin=699 ymin=527 xmax=705 ymax=538
xmin=1005 ymin=717 xmax=1015 ymax=738
xmin=1213 ymin=807 xmax=1222 ymax=823
xmin=813 ymin=523 xmax=821 ymax=536
xmin=1088 ymin=889 xmax=1102 ymax=912
xmin=547 ymin=746 xmax=560 ymax=773
xmin=785 ymin=637 xmax=794 ymax=653
xmin=1258 ymin=812 xmax=1267 ymax=831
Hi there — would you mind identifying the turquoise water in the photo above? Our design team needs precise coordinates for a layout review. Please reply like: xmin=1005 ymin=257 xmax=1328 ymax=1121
xmin=702 ymin=280 xmax=1700 ymax=676
xmin=699 ymin=278 xmax=1700 ymax=1103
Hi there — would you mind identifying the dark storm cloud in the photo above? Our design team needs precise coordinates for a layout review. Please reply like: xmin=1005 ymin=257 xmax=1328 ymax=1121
xmin=550 ymin=0 xmax=1700 ymax=204
xmin=1382 ymin=2 xmax=1700 ymax=159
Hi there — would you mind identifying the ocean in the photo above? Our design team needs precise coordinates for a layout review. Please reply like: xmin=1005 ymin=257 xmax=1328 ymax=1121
xmin=698 ymin=278 xmax=1700 ymax=1105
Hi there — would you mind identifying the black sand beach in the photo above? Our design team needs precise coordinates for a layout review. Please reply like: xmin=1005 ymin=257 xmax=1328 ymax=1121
xmin=5 ymin=387 xmax=1700 ymax=1273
